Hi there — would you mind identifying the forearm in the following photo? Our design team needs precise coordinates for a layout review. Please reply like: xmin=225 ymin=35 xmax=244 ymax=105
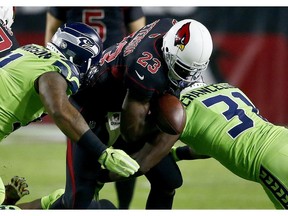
xmin=174 ymin=145 xmax=211 ymax=160
xmin=49 ymin=104 xmax=106 ymax=159
xmin=51 ymin=105 xmax=89 ymax=142
xmin=120 ymin=89 xmax=160 ymax=143
xmin=134 ymin=132 xmax=179 ymax=173
xmin=97 ymin=132 xmax=179 ymax=183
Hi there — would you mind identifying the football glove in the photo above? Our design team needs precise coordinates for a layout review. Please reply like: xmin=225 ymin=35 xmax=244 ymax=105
xmin=98 ymin=148 xmax=140 ymax=177
xmin=4 ymin=176 xmax=29 ymax=205
xmin=41 ymin=188 xmax=64 ymax=209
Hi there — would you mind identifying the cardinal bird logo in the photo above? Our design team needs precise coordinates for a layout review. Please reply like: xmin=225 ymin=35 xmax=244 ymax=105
xmin=174 ymin=22 xmax=190 ymax=51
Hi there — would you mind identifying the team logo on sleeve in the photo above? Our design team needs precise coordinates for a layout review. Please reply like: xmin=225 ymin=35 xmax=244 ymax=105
xmin=174 ymin=22 xmax=190 ymax=51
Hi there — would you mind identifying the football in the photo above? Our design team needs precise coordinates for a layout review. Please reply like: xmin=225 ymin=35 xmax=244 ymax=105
xmin=154 ymin=93 xmax=186 ymax=135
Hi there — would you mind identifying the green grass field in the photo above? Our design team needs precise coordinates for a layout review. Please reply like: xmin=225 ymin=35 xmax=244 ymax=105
xmin=0 ymin=124 xmax=274 ymax=209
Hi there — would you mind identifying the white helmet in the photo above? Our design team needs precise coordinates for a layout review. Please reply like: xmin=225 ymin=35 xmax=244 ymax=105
xmin=162 ymin=19 xmax=213 ymax=89
xmin=0 ymin=6 xmax=14 ymax=30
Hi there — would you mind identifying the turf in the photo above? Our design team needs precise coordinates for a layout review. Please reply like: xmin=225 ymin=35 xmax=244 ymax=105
xmin=0 ymin=124 xmax=274 ymax=209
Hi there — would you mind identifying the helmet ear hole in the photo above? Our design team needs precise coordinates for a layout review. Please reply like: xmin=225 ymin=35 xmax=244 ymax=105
xmin=162 ymin=19 xmax=213 ymax=89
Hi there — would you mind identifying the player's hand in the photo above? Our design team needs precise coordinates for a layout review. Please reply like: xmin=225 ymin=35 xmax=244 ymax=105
xmin=4 ymin=176 xmax=30 ymax=205
xmin=170 ymin=146 xmax=180 ymax=162
xmin=41 ymin=188 xmax=64 ymax=209
xmin=98 ymin=148 xmax=140 ymax=177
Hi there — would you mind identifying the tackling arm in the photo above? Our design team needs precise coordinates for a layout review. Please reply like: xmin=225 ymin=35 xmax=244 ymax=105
xmin=38 ymin=72 xmax=90 ymax=142
xmin=38 ymin=72 xmax=139 ymax=177
xmin=97 ymin=129 xmax=180 ymax=183
xmin=128 ymin=17 xmax=146 ymax=33
xmin=120 ymin=89 xmax=157 ymax=143
xmin=132 ymin=132 xmax=179 ymax=173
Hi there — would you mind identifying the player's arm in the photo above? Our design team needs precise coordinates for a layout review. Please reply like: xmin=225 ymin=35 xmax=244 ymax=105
xmin=97 ymin=131 xmax=180 ymax=183
xmin=98 ymin=94 xmax=186 ymax=181
xmin=127 ymin=17 xmax=146 ymax=33
xmin=44 ymin=11 xmax=62 ymax=46
xmin=38 ymin=72 xmax=139 ymax=177
xmin=132 ymin=132 xmax=180 ymax=173
xmin=170 ymin=145 xmax=211 ymax=162
xmin=120 ymin=89 xmax=157 ymax=143
xmin=38 ymin=72 xmax=90 ymax=142
xmin=126 ymin=7 xmax=146 ymax=33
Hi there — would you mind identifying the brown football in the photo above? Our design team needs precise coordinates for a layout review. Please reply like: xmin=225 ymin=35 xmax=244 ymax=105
xmin=155 ymin=93 xmax=186 ymax=135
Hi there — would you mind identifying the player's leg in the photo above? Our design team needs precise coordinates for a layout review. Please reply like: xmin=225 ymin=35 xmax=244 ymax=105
xmin=87 ymin=199 xmax=117 ymax=209
xmin=145 ymin=152 xmax=183 ymax=209
xmin=50 ymin=138 xmax=102 ymax=209
xmin=115 ymin=178 xmax=136 ymax=209
xmin=111 ymin=134 xmax=139 ymax=209
xmin=17 ymin=190 xmax=117 ymax=209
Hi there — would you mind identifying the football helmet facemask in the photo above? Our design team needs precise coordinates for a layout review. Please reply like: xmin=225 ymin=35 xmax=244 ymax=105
xmin=47 ymin=22 xmax=103 ymax=84
xmin=162 ymin=19 xmax=213 ymax=89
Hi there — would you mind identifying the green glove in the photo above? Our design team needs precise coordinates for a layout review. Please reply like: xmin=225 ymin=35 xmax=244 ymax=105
xmin=41 ymin=188 xmax=65 ymax=209
xmin=98 ymin=148 xmax=140 ymax=177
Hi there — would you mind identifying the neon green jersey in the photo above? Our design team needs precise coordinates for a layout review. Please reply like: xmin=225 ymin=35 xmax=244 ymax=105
xmin=180 ymin=83 xmax=285 ymax=181
xmin=0 ymin=44 xmax=80 ymax=141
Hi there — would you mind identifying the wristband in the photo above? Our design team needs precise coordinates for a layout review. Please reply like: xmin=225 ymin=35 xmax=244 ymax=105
xmin=176 ymin=145 xmax=193 ymax=160
xmin=78 ymin=129 xmax=107 ymax=159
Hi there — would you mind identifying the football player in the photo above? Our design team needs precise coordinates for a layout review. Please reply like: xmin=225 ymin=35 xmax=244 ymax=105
xmin=44 ymin=7 xmax=146 ymax=209
xmin=0 ymin=177 xmax=117 ymax=210
xmin=49 ymin=18 xmax=213 ymax=209
xmin=0 ymin=8 xmax=20 ymax=206
xmin=167 ymin=80 xmax=288 ymax=209
xmin=0 ymin=22 xmax=140 ymax=209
